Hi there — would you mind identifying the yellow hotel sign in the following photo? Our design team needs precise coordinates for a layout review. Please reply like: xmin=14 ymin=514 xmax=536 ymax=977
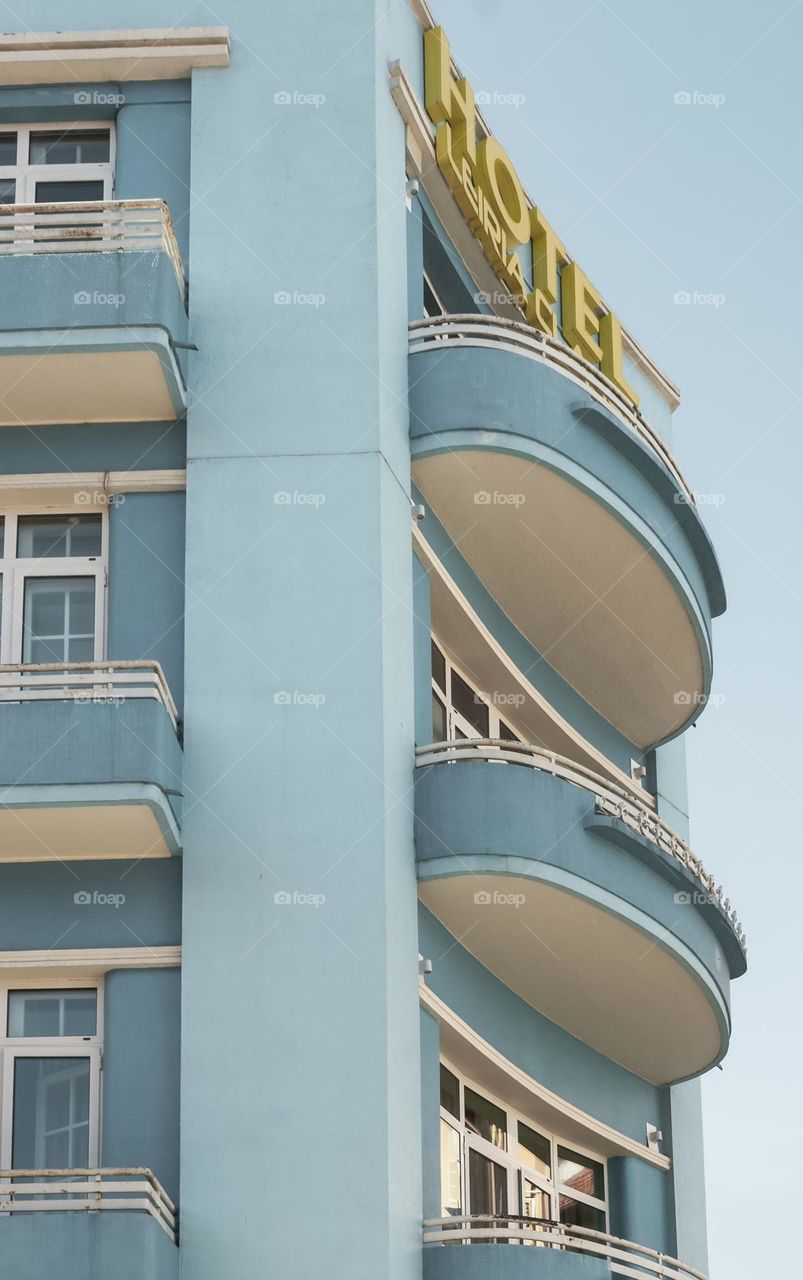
xmin=424 ymin=26 xmax=638 ymax=405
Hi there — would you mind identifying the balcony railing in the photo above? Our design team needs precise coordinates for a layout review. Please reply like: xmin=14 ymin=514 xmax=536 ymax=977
xmin=408 ymin=315 xmax=695 ymax=506
xmin=0 ymin=1168 xmax=176 ymax=1242
xmin=423 ymin=1216 xmax=706 ymax=1280
xmin=416 ymin=739 xmax=745 ymax=953
xmin=0 ymin=199 xmax=185 ymax=296
xmin=0 ymin=661 xmax=180 ymax=734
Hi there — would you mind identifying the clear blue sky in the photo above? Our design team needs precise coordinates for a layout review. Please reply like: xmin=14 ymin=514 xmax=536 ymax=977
xmin=432 ymin=1 xmax=803 ymax=1274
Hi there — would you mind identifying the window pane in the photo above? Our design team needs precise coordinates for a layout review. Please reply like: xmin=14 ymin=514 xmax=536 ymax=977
xmin=557 ymin=1147 xmax=605 ymax=1201
xmin=440 ymin=1120 xmax=462 ymax=1217
xmin=559 ymin=1195 xmax=606 ymax=1232
xmin=18 ymin=515 xmax=101 ymax=558
xmin=451 ymin=670 xmax=489 ymax=737
xmin=34 ymin=180 xmax=105 ymax=204
xmin=523 ymin=1176 xmax=551 ymax=1220
xmin=518 ymin=1122 xmax=551 ymax=1180
xmin=0 ymin=178 xmax=15 ymax=203
xmin=432 ymin=691 xmax=447 ymax=742
xmin=0 ymin=132 xmax=16 ymax=164
xmin=469 ymin=1147 xmax=507 ymax=1216
xmin=23 ymin=578 xmax=96 ymax=664
xmin=440 ymin=1064 xmax=460 ymax=1119
xmin=0 ymin=515 xmax=5 ymax=556
xmin=8 ymin=989 xmax=97 ymax=1037
xmin=12 ymin=1057 xmax=91 ymax=1169
xmin=431 ymin=640 xmax=446 ymax=693
xmin=464 ymin=1087 xmax=507 ymax=1150
xmin=29 ymin=130 xmax=110 ymax=165
xmin=499 ymin=720 xmax=520 ymax=742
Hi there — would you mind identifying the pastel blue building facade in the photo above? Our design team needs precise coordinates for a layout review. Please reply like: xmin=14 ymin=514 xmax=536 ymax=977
xmin=0 ymin=4 xmax=744 ymax=1279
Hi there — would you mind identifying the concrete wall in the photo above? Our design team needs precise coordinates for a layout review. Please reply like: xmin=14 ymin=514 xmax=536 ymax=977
xmin=0 ymin=858 xmax=181 ymax=951
xmin=102 ymin=967 xmax=182 ymax=1201
xmin=108 ymin=493 xmax=187 ymax=714
xmin=178 ymin=3 xmax=423 ymax=1279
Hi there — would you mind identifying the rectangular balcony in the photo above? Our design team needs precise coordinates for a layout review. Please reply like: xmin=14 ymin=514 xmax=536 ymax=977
xmin=0 ymin=1168 xmax=177 ymax=1279
xmin=0 ymin=661 xmax=182 ymax=861
xmin=0 ymin=200 xmax=187 ymax=426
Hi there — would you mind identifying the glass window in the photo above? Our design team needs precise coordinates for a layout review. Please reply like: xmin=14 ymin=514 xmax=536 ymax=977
xmin=557 ymin=1147 xmax=605 ymax=1201
xmin=0 ymin=178 xmax=15 ymax=203
xmin=29 ymin=130 xmax=110 ymax=165
xmin=518 ymin=1122 xmax=551 ymax=1180
xmin=499 ymin=720 xmax=520 ymax=742
xmin=451 ymin=670 xmax=489 ymax=737
xmin=23 ymin=577 xmax=96 ymax=664
xmin=432 ymin=691 xmax=447 ymax=742
xmin=34 ymin=180 xmax=105 ymax=205
xmin=431 ymin=640 xmax=446 ymax=693
xmin=559 ymin=1195 xmax=606 ymax=1233
xmin=8 ymin=990 xmax=97 ymax=1038
xmin=12 ymin=1057 xmax=91 ymax=1169
xmin=438 ymin=1063 xmax=608 ymax=1238
xmin=464 ymin=1086 xmax=507 ymax=1150
xmin=469 ymin=1147 xmax=507 ymax=1215
xmin=440 ymin=1064 xmax=460 ymax=1119
xmin=522 ymin=1176 xmax=551 ymax=1221
xmin=440 ymin=1120 xmax=462 ymax=1217
xmin=0 ymin=132 xmax=16 ymax=165
xmin=17 ymin=515 xmax=102 ymax=559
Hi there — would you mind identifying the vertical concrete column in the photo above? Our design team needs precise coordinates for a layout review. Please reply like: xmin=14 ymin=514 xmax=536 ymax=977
xmin=180 ymin=3 xmax=421 ymax=1278
xmin=666 ymin=1079 xmax=710 ymax=1274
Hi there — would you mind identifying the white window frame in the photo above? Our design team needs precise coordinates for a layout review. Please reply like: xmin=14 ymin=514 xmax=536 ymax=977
xmin=0 ymin=509 xmax=108 ymax=665
xmin=0 ymin=122 xmax=115 ymax=205
xmin=431 ymin=636 xmax=522 ymax=743
xmin=439 ymin=1058 xmax=609 ymax=1230
xmin=0 ymin=980 xmax=103 ymax=1170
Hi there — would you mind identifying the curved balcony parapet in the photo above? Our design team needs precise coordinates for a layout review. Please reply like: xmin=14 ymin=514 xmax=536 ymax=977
xmin=416 ymin=739 xmax=745 ymax=960
xmin=415 ymin=742 xmax=743 ymax=1081
xmin=408 ymin=317 xmax=725 ymax=748
xmin=409 ymin=315 xmax=695 ymax=509
xmin=423 ymin=1216 xmax=706 ymax=1280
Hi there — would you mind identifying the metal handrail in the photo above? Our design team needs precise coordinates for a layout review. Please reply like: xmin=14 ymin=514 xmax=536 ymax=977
xmin=423 ymin=1215 xmax=708 ymax=1280
xmin=408 ymin=314 xmax=695 ymax=506
xmin=0 ymin=199 xmax=186 ymax=296
xmin=415 ymin=739 xmax=745 ymax=952
xmin=0 ymin=660 xmax=180 ymax=734
xmin=0 ymin=1167 xmax=177 ymax=1241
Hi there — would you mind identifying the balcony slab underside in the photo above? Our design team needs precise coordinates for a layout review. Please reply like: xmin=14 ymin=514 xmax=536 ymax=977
xmin=409 ymin=337 xmax=725 ymax=749
xmin=415 ymin=759 xmax=739 ymax=1085
xmin=0 ymin=250 xmax=187 ymax=425
xmin=0 ymin=700 xmax=182 ymax=860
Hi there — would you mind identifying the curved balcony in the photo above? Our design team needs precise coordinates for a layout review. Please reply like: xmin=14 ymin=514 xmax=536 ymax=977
xmin=408 ymin=316 xmax=725 ymax=749
xmin=423 ymin=1216 xmax=705 ymax=1280
xmin=0 ymin=200 xmax=187 ymax=426
xmin=414 ymin=741 xmax=745 ymax=1085
xmin=0 ymin=662 xmax=182 ymax=860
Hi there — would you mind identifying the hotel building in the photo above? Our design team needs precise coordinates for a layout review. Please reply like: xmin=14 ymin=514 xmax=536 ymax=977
xmin=0 ymin=4 xmax=744 ymax=1279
